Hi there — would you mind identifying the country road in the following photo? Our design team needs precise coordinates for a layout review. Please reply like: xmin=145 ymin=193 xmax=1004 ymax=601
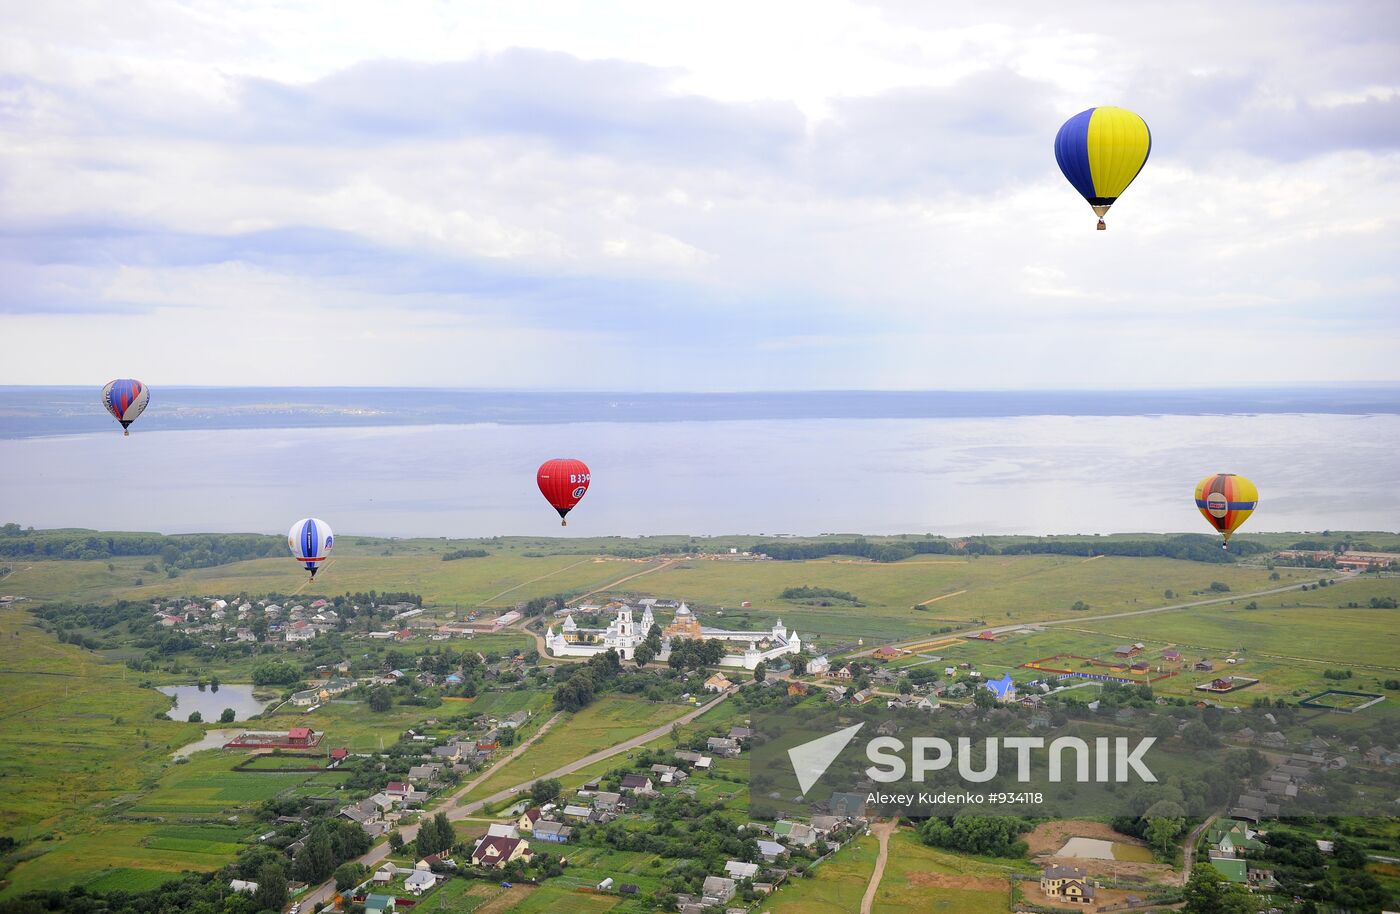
xmin=1179 ymin=813 xmax=1219 ymax=884
xmin=860 ymin=820 xmax=897 ymax=914
xmin=850 ymin=572 xmax=1358 ymax=658
xmin=565 ymin=559 xmax=677 ymax=605
xmin=293 ymin=712 xmax=563 ymax=911
xmin=291 ymin=690 xmax=730 ymax=911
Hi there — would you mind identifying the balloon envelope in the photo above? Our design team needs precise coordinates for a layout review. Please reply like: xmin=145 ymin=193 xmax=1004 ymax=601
xmin=287 ymin=517 xmax=334 ymax=576
xmin=1194 ymin=474 xmax=1258 ymax=545
xmin=537 ymin=458 xmax=591 ymax=524
xmin=1055 ymin=106 xmax=1151 ymax=223
xmin=102 ymin=379 xmax=149 ymax=434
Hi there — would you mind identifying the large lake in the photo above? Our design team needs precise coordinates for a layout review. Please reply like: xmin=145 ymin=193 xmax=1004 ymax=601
xmin=158 ymin=684 xmax=269 ymax=721
xmin=1 ymin=387 xmax=1397 ymax=536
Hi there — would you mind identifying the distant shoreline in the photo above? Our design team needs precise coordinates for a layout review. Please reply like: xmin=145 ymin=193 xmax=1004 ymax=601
xmin=2 ymin=385 xmax=1399 ymax=439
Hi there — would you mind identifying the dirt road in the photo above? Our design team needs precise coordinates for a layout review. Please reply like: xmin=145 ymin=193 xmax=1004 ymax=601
xmin=860 ymin=820 xmax=898 ymax=914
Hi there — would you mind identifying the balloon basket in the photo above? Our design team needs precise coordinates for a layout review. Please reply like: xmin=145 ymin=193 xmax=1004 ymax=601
xmin=561 ymin=519 xmax=568 ymax=527
xmin=123 ymin=430 xmax=130 ymax=437
xmin=1096 ymin=219 xmax=1106 ymax=231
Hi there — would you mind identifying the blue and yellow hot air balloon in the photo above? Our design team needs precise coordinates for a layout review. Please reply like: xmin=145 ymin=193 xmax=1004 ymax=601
xmin=1054 ymin=106 xmax=1151 ymax=230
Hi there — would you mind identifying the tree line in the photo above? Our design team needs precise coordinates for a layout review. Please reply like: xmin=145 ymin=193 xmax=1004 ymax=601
xmin=753 ymin=534 xmax=1264 ymax=563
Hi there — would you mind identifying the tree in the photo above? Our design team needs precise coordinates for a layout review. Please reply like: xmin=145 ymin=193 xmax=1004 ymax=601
xmin=1071 ymin=600 xmax=1090 ymax=611
xmin=1144 ymin=814 xmax=1185 ymax=859
xmin=388 ymin=830 xmax=404 ymax=852
xmin=219 ymin=707 xmax=236 ymax=723
xmin=553 ymin=672 xmax=595 ymax=712
xmin=1183 ymin=862 xmax=1251 ymax=914
xmin=294 ymin=828 xmax=336 ymax=883
xmin=790 ymin=653 xmax=809 ymax=676
xmin=334 ymin=861 xmax=365 ymax=891
xmin=531 ymin=778 xmax=562 ymax=805
xmin=972 ymin=685 xmax=996 ymax=710
xmin=752 ymin=661 xmax=767 ymax=682
xmin=188 ymin=710 xmax=202 ymax=723
xmin=634 ymin=642 xmax=657 ymax=666
xmin=253 ymin=863 xmax=289 ymax=911
xmin=369 ymin=686 xmax=393 ymax=712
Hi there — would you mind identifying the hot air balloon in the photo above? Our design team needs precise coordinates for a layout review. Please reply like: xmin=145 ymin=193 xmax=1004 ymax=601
xmin=537 ymin=458 xmax=590 ymax=526
xmin=1194 ymin=474 xmax=1258 ymax=549
xmin=1054 ymin=106 xmax=1151 ymax=230
xmin=288 ymin=517 xmax=334 ymax=578
xmin=102 ymin=379 xmax=149 ymax=436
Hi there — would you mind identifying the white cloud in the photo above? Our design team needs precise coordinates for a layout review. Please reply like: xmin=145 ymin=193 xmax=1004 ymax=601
xmin=1 ymin=0 xmax=1398 ymax=388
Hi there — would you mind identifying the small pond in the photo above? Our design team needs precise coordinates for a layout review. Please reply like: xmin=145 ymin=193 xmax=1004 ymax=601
xmin=157 ymin=683 xmax=270 ymax=721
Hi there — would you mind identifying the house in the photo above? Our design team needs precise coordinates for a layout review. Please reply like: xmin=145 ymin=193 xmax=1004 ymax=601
xmin=517 ymin=808 xmax=543 ymax=832
xmin=675 ymin=750 xmax=713 ymax=769
xmin=487 ymin=823 xmax=520 ymax=839
xmin=1195 ymin=659 xmax=1216 ymax=672
xmin=985 ymin=673 xmax=1017 ymax=702
xmin=651 ymin=763 xmax=688 ymax=784
xmin=704 ymin=673 xmax=733 ymax=693
xmin=757 ymin=839 xmax=788 ymax=862
xmin=787 ymin=681 xmax=809 ymax=696
xmin=365 ymin=894 xmax=396 ymax=914
xmin=532 ymin=820 xmax=573 ymax=843
xmin=431 ymin=744 xmax=463 ymax=762
xmin=725 ymin=860 xmax=760 ymax=880
xmin=501 ymin=710 xmax=531 ymax=729
xmin=408 ymin=763 xmax=441 ymax=782
xmin=385 ymin=781 xmax=410 ymax=799
xmin=828 ymin=665 xmax=854 ymax=681
xmin=229 ymin=879 xmax=258 ymax=894
xmin=1041 ymin=865 xmax=1095 ymax=904
xmin=285 ymin=726 xmax=315 ymax=747
xmin=728 ymin=726 xmax=753 ymax=741
xmin=372 ymin=864 xmax=395 ymax=884
xmin=806 ymin=655 xmax=831 ymax=675
xmin=562 ymin=804 xmax=592 ymax=820
xmin=1163 ymin=649 xmax=1182 ymax=662
xmin=1210 ymin=858 xmax=1248 ymax=884
xmin=707 ymin=737 xmax=741 ymax=758
xmin=620 ymin=774 xmax=653 ymax=794
xmin=701 ymin=876 xmax=737 ymax=906
xmin=470 ymin=835 xmax=531 ymax=868
xmin=774 ymin=820 xmax=817 ymax=847
xmin=873 ymin=646 xmax=902 ymax=661
xmin=1113 ymin=643 xmax=1144 ymax=658
xmin=592 ymin=791 xmax=624 ymax=813
xmin=404 ymin=870 xmax=437 ymax=894
xmin=850 ymin=687 xmax=876 ymax=704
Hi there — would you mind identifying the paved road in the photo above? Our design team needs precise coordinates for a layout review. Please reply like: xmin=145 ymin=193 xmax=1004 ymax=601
xmin=292 ymin=691 xmax=730 ymax=911
xmin=860 ymin=820 xmax=898 ymax=914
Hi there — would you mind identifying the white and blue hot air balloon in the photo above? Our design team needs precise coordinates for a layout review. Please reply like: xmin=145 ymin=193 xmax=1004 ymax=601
xmin=287 ymin=517 xmax=334 ymax=579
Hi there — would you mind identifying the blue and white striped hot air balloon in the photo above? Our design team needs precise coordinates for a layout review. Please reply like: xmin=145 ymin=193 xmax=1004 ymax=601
xmin=287 ymin=517 xmax=333 ymax=579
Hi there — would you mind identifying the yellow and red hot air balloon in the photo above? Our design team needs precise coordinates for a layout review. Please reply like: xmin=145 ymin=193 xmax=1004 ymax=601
xmin=1054 ymin=106 xmax=1152 ymax=230
xmin=1194 ymin=473 xmax=1258 ymax=549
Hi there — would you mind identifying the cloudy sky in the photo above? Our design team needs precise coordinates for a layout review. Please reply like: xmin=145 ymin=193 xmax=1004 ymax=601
xmin=2 ymin=0 xmax=1398 ymax=390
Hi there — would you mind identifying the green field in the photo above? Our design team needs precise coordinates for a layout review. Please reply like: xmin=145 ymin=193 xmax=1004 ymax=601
xmin=0 ymin=606 xmax=201 ymax=836
xmin=764 ymin=834 xmax=879 ymax=914
xmin=462 ymin=695 xmax=694 ymax=802
xmin=872 ymin=830 xmax=1019 ymax=914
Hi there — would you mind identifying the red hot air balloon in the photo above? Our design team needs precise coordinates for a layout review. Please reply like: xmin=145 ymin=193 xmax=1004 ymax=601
xmin=537 ymin=458 xmax=590 ymax=526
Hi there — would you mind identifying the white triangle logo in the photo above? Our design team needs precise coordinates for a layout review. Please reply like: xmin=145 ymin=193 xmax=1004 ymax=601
xmin=788 ymin=723 xmax=865 ymax=795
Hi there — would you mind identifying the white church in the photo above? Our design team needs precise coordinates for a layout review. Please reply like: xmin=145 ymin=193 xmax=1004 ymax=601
xmin=544 ymin=602 xmax=802 ymax=670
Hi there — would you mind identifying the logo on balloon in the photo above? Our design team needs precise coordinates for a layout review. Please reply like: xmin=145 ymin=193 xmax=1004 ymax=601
xmin=1205 ymin=493 xmax=1229 ymax=518
xmin=572 ymin=486 xmax=587 ymax=499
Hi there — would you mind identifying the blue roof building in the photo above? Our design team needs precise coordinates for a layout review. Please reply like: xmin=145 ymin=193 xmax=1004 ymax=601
xmin=985 ymin=673 xmax=1017 ymax=702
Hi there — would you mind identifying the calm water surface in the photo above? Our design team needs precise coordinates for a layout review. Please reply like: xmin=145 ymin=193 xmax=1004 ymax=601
xmin=157 ymin=684 xmax=269 ymax=721
xmin=1 ymin=413 xmax=1396 ymax=536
